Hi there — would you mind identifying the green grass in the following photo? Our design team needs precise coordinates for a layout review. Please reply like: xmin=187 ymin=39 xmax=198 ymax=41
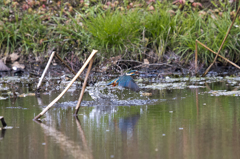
xmin=174 ymin=9 xmax=240 ymax=64
xmin=84 ymin=9 xmax=142 ymax=58
xmin=143 ymin=2 xmax=175 ymax=59
xmin=1 ymin=0 xmax=240 ymax=66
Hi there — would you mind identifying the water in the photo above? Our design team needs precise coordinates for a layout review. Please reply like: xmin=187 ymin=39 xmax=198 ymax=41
xmin=1 ymin=81 xmax=240 ymax=159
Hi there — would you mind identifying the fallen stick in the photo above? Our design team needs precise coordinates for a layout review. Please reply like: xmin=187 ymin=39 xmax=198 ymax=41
xmin=202 ymin=6 xmax=240 ymax=77
xmin=0 ymin=116 xmax=7 ymax=127
xmin=36 ymin=51 xmax=56 ymax=89
xmin=55 ymin=53 xmax=84 ymax=82
xmin=74 ymin=57 xmax=94 ymax=115
xmin=34 ymin=50 xmax=98 ymax=120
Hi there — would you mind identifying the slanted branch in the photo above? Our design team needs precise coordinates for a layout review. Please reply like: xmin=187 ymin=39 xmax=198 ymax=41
xmin=36 ymin=50 xmax=85 ymax=91
xmin=74 ymin=57 xmax=94 ymax=115
xmin=36 ymin=51 xmax=56 ymax=90
xmin=34 ymin=50 xmax=98 ymax=120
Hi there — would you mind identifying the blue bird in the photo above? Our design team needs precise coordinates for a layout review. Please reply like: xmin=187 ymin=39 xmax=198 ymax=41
xmin=107 ymin=70 xmax=140 ymax=92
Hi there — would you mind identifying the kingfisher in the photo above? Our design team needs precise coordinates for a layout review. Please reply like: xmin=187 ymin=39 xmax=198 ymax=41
xmin=107 ymin=70 xmax=140 ymax=92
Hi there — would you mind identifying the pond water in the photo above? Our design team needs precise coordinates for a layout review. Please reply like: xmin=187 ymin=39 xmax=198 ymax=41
xmin=1 ymin=78 xmax=240 ymax=159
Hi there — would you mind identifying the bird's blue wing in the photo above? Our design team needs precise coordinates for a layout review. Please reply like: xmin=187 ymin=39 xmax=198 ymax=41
xmin=118 ymin=76 xmax=140 ymax=92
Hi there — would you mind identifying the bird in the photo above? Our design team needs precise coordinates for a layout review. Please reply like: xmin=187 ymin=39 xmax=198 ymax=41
xmin=107 ymin=70 xmax=140 ymax=92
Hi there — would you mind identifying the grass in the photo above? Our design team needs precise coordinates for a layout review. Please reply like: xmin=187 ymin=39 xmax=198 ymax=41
xmin=1 ymin=0 xmax=240 ymax=67
xmin=174 ymin=9 xmax=240 ymax=65
xmin=143 ymin=2 xmax=175 ymax=59
xmin=84 ymin=9 xmax=142 ymax=59
xmin=0 ymin=10 xmax=49 ymax=56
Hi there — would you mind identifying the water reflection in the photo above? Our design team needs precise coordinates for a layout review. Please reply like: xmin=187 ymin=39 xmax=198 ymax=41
xmin=1 ymin=81 xmax=240 ymax=158
xmin=114 ymin=113 xmax=141 ymax=159
xmin=0 ymin=129 xmax=6 ymax=140
xmin=75 ymin=116 xmax=92 ymax=156
xmin=34 ymin=117 xmax=93 ymax=159
xmin=116 ymin=113 xmax=140 ymax=136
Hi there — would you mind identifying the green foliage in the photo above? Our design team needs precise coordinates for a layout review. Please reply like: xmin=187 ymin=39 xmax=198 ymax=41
xmin=51 ymin=13 xmax=91 ymax=60
xmin=84 ymin=9 xmax=142 ymax=58
xmin=19 ymin=14 xmax=49 ymax=54
xmin=1 ymin=0 xmax=240 ymax=66
xmin=174 ymin=10 xmax=240 ymax=64
xmin=84 ymin=2 xmax=176 ymax=60
xmin=0 ymin=13 xmax=49 ymax=55
xmin=143 ymin=2 xmax=176 ymax=58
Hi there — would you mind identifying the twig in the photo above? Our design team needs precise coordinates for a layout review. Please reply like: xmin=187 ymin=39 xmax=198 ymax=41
xmin=74 ymin=57 xmax=94 ymax=115
xmin=34 ymin=50 xmax=98 ymax=120
xmin=118 ymin=60 xmax=142 ymax=64
xmin=29 ymin=72 xmax=41 ymax=77
xmin=196 ymin=40 xmax=240 ymax=69
xmin=115 ymin=63 xmax=123 ymax=74
xmin=118 ymin=60 xmax=172 ymax=66
xmin=55 ymin=53 xmax=84 ymax=82
xmin=202 ymin=6 xmax=240 ymax=77
xmin=37 ymin=51 xmax=56 ymax=89
xmin=65 ymin=56 xmax=79 ymax=71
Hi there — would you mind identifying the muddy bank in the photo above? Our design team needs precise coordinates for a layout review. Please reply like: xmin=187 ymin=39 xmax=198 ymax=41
xmin=1 ymin=50 xmax=240 ymax=81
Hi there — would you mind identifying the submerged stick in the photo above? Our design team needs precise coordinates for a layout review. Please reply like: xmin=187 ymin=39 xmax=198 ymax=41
xmin=74 ymin=57 xmax=94 ymax=115
xmin=0 ymin=116 xmax=7 ymax=127
xmin=196 ymin=40 xmax=240 ymax=69
xmin=55 ymin=53 xmax=84 ymax=82
xmin=202 ymin=6 xmax=240 ymax=77
xmin=34 ymin=50 xmax=98 ymax=120
xmin=37 ymin=51 xmax=56 ymax=89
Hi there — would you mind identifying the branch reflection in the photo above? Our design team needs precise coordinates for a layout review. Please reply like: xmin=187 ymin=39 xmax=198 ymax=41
xmin=34 ymin=118 xmax=92 ymax=159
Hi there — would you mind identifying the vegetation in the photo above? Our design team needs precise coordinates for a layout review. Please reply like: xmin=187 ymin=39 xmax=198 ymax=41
xmin=0 ymin=0 xmax=240 ymax=67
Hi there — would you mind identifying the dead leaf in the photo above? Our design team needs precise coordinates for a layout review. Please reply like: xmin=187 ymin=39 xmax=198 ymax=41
xmin=110 ymin=55 xmax=121 ymax=65
xmin=143 ymin=59 xmax=149 ymax=68
xmin=141 ymin=92 xmax=152 ymax=96
xmin=144 ymin=59 xmax=149 ymax=65
xmin=9 ymin=53 xmax=19 ymax=62
xmin=12 ymin=61 xmax=25 ymax=69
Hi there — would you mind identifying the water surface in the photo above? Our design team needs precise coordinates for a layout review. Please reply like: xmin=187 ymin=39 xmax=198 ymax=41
xmin=0 ymin=81 xmax=240 ymax=159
